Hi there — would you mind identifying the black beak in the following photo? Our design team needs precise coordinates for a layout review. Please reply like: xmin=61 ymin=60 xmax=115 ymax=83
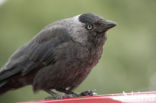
xmin=96 ymin=20 xmax=116 ymax=33
xmin=104 ymin=20 xmax=116 ymax=30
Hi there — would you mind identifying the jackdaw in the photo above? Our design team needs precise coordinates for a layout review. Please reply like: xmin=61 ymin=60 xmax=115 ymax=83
xmin=0 ymin=13 xmax=116 ymax=99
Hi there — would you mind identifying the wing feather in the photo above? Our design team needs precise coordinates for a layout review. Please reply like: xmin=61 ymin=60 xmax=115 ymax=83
xmin=0 ymin=27 xmax=72 ymax=81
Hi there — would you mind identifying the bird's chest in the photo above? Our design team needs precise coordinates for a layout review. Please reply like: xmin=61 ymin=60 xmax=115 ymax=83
xmin=88 ymin=47 xmax=103 ymax=68
xmin=54 ymin=46 xmax=104 ymax=90
xmin=67 ymin=46 xmax=103 ymax=77
xmin=64 ymin=47 xmax=103 ymax=86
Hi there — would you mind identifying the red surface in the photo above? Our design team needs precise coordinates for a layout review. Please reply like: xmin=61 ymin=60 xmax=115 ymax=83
xmin=20 ymin=91 xmax=156 ymax=103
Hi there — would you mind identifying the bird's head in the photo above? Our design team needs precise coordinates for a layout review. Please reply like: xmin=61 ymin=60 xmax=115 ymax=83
xmin=78 ymin=13 xmax=116 ymax=33
xmin=57 ymin=13 xmax=116 ymax=45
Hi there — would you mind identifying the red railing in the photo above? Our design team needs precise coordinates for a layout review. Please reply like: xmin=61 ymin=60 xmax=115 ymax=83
xmin=20 ymin=91 xmax=156 ymax=103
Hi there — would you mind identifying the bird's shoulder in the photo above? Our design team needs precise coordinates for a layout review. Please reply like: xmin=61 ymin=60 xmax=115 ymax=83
xmin=33 ymin=25 xmax=71 ymax=42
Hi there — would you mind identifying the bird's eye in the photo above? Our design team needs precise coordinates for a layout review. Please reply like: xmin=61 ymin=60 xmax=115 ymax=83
xmin=86 ymin=24 xmax=93 ymax=30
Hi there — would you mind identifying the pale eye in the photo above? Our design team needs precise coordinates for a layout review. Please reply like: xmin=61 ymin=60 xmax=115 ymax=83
xmin=86 ymin=24 xmax=93 ymax=30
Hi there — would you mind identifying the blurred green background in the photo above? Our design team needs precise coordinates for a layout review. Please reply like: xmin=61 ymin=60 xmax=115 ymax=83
xmin=0 ymin=0 xmax=156 ymax=102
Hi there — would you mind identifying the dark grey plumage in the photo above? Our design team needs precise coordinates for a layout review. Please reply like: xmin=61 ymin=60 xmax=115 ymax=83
xmin=0 ymin=13 xmax=116 ymax=97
